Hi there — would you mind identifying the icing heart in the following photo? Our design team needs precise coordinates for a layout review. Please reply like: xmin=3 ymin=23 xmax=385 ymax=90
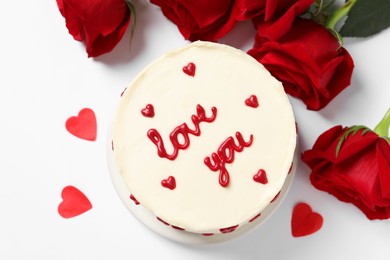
xmin=65 ymin=108 xmax=97 ymax=141
xmin=253 ymin=169 xmax=268 ymax=184
xmin=58 ymin=186 xmax=92 ymax=218
xmin=291 ymin=202 xmax=323 ymax=237
xmin=245 ymin=95 xmax=259 ymax=108
xmin=182 ymin=62 xmax=196 ymax=77
xmin=141 ymin=104 xmax=154 ymax=118
xmin=161 ymin=176 xmax=176 ymax=190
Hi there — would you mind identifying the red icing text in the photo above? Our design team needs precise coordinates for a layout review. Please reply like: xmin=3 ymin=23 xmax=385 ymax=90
xmin=204 ymin=132 xmax=253 ymax=187
xmin=147 ymin=104 xmax=217 ymax=160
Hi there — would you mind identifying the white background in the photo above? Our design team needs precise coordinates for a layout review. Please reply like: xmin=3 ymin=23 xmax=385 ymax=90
xmin=1 ymin=1 xmax=389 ymax=259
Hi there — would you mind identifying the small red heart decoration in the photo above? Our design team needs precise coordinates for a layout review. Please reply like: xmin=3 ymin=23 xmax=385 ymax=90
xmin=141 ymin=104 xmax=155 ymax=118
xmin=253 ymin=169 xmax=268 ymax=184
xmin=65 ymin=108 xmax=97 ymax=141
xmin=245 ymin=95 xmax=259 ymax=108
xmin=161 ymin=176 xmax=176 ymax=190
xmin=182 ymin=62 xmax=196 ymax=77
xmin=291 ymin=202 xmax=323 ymax=237
xmin=58 ymin=186 xmax=92 ymax=218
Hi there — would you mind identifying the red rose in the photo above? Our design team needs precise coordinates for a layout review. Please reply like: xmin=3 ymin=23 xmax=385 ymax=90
xmin=248 ymin=18 xmax=354 ymax=110
xmin=235 ymin=0 xmax=314 ymax=40
xmin=301 ymin=125 xmax=390 ymax=220
xmin=56 ymin=0 xmax=131 ymax=57
xmin=150 ymin=0 xmax=237 ymax=41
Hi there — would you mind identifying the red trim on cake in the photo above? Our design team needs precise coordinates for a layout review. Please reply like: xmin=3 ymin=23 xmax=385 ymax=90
xmin=202 ymin=233 xmax=215 ymax=236
xmin=156 ymin=217 xmax=170 ymax=225
xmin=129 ymin=194 xmax=140 ymax=205
xmin=171 ymin=225 xmax=185 ymax=231
xmin=288 ymin=163 xmax=293 ymax=175
xmin=120 ymin=87 xmax=127 ymax=97
xmin=271 ymin=191 xmax=281 ymax=203
xmin=249 ymin=213 xmax=262 ymax=222
xmin=219 ymin=225 xmax=239 ymax=233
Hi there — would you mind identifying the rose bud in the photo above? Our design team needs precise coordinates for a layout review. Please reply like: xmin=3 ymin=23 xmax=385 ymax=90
xmin=302 ymin=108 xmax=390 ymax=220
xmin=248 ymin=18 xmax=354 ymax=110
xmin=56 ymin=0 xmax=132 ymax=57
xmin=150 ymin=0 xmax=237 ymax=41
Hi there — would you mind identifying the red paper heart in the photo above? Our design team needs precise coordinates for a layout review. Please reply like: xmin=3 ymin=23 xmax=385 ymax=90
xmin=161 ymin=176 xmax=176 ymax=190
xmin=141 ymin=104 xmax=155 ymax=118
xmin=65 ymin=108 xmax=97 ymax=141
xmin=245 ymin=95 xmax=259 ymax=108
xmin=291 ymin=202 xmax=323 ymax=237
xmin=253 ymin=169 xmax=268 ymax=184
xmin=58 ymin=186 xmax=92 ymax=218
xmin=182 ymin=62 xmax=196 ymax=77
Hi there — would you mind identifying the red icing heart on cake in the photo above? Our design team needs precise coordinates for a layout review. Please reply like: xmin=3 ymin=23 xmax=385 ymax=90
xmin=291 ymin=202 xmax=323 ymax=237
xmin=141 ymin=104 xmax=155 ymax=118
xmin=182 ymin=62 xmax=196 ymax=77
xmin=58 ymin=186 xmax=92 ymax=218
xmin=253 ymin=169 xmax=268 ymax=184
xmin=65 ymin=108 xmax=97 ymax=141
xmin=245 ymin=95 xmax=259 ymax=108
xmin=161 ymin=176 xmax=176 ymax=190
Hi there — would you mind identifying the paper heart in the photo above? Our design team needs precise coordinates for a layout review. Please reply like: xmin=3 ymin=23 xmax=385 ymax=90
xmin=65 ymin=108 xmax=97 ymax=141
xmin=182 ymin=62 xmax=196 ymax=77
xmin=161 ymin=176 xmax=176 ymax=190
xmin=245 ymin=95 xmax=259 ymax=108
xmin=253 ymin=169 xmax=268 ymax=184
xmin=291 ymin=202 xmax=323 ymax=237
xmin=141 ymin=104 xmax=155 ymax=118
xmin=58 ymin=186 xmax=92 ymax=218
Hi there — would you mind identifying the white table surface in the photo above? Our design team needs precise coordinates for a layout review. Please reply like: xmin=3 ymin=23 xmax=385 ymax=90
xmin=1 ymin=1 xmax=389 ymax=259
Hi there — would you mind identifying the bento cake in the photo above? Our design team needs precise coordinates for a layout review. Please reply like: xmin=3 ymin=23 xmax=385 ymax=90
xmin=112 ymin=41 xmax=296 ymax=234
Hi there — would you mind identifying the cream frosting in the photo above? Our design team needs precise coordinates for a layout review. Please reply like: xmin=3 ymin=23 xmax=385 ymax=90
xmin=112 ymin=41 xmax=296 ymax=234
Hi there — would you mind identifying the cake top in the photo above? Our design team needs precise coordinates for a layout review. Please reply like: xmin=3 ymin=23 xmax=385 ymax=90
xmin=113 ymin=41 xmax=296 ymax=233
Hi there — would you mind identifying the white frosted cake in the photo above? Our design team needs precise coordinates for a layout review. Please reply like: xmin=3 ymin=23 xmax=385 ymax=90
xmin=112 ymin=41 xmax=296 ymax=235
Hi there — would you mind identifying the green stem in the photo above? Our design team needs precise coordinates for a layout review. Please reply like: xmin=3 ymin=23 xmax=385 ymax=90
xmin=374 ymin=107 xmax=390 ymax=140
xmin=326 ymin=0 xmax=356 ymax=30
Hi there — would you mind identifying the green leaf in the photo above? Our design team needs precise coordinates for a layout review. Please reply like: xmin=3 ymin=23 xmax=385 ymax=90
xmin=335 ymin=125 xmax=370 ymax=157
xmin=340 ymin=0 xmax=390 ymax=37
